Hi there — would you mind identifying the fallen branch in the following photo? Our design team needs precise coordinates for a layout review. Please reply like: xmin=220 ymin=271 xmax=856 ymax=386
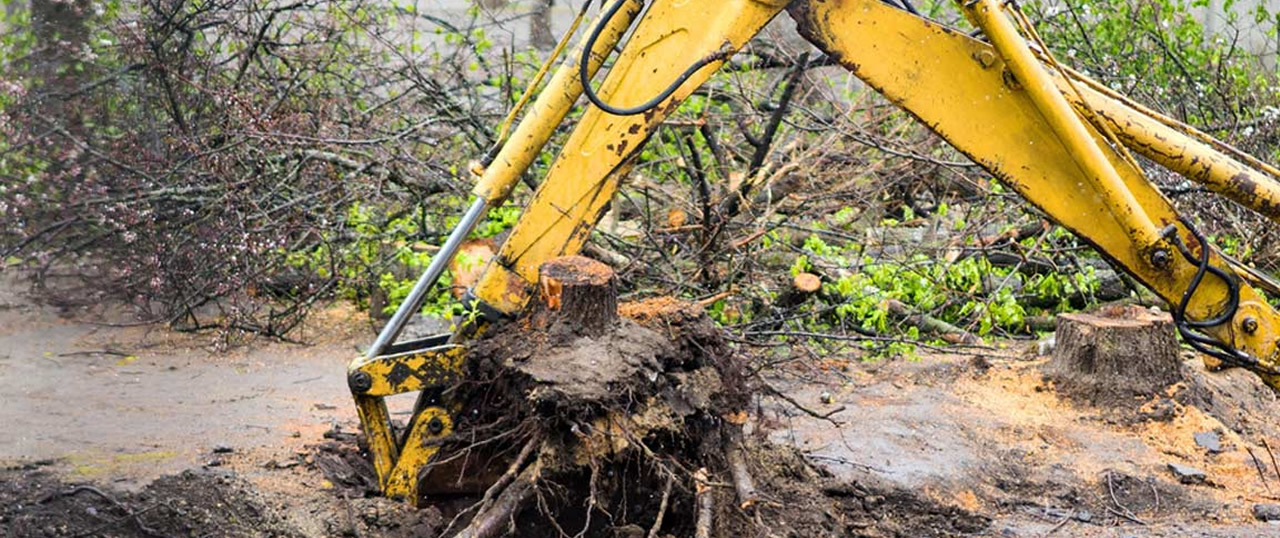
xmin=746 ymin=53 xmax=809 ymax=179
xmin=1104 ymin=471 xmax=1146 ymax=526
xmin=884 ymin=299 xmax=982 ymax=345
xmin=583 ymin=242 xmax=631 ymax=269
xmin=1262 ymin=439 xmax=1280 ymax=482
xmin=718 ymin=51 xmax=810 ymax=224
xmin=57 ymin=349 xmax=132 ymax=358
xmin=1248 ymin=446 xmax=1272 ymax=493
xmin=762 ymin=383 xmax=844 ymax=426
xmin=43 ymin=485 xmax=165 ymax=538
xmin=697 ymin=289 xmax=734 ymax=308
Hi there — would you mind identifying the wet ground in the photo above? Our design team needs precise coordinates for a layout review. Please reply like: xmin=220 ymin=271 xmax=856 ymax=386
xmin=6 ymin=273 xmax=1280 ymax=536
xmin=0 ymin=280 xmax=360 ymax=487
xmin=761 ymin=350 xmax=1280 ymax=536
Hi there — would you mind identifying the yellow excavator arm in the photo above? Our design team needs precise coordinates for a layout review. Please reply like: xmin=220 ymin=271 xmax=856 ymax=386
xmin=346 ymin=0 xmax=1280 ymax=502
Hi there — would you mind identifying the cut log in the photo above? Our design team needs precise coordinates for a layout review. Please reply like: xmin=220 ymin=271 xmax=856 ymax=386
xmin=793 ymin=272 xmax=821 ymax=294
xmin=1044 ymin=305 xmax=1181 ymax=406
xmin=449 ymin=238 xmax=497 ymax=298
xmin=667 ymin=208 xmax=688 ymax=228
xmin=538 ymin=255 xmax=619 ymax=338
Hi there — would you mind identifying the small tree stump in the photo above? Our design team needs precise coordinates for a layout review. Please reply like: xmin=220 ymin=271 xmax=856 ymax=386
xmin=1045 ymin=305 xmax=1181 ymax=405
xmin=793 ymin=272 xmax=822 ymax=295
xmin=538 ymin=255 xmax=618 ymax=338
xmin=777 ymin=272 xmax=822 ymax=308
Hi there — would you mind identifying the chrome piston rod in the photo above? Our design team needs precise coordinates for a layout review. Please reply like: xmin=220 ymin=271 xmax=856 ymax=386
xmin=364 ymin=197 xmax=489 ymax=358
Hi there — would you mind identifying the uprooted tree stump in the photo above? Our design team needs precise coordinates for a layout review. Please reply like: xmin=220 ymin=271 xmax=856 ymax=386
xmin=429 ymin=256 xmax=758 ymax=538
xmin=1044 ymin=305 xmax=1182 ymax=406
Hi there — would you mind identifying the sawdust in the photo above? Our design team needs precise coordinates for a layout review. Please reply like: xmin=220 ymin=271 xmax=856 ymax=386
xmin=617 ymin=295 xmax=690 ymax=322
xmin=950 ymin=355 xmax=1275 ymax=523
xmin=1133 ymin=401 xmax=1270 ymax=503
xmin=955 ymin=361 xmax=1084 ymax=432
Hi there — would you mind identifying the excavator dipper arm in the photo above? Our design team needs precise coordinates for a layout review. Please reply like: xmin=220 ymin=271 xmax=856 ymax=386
xmin=347 ymin=0 xmax=1280 ymax=503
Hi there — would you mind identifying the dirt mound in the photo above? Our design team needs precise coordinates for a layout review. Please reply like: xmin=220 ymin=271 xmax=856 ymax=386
xmin=0 ymin=464 xmax=299 ymax=537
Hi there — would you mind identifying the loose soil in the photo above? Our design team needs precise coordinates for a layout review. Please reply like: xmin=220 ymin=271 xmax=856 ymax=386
xmin=5 ymin=277 xmax=1280 ymax=537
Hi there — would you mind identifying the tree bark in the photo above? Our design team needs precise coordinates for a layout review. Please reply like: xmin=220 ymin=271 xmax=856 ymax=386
xmin=1045 ymin=305 xmax=1181 ymax=405
xmin=29 ymin=0 xmax=92 ymax=137
xmin=776 ymin=272 xmax=821 ymax=308
xmin=538 ymin=255 xmax=618 ymax=338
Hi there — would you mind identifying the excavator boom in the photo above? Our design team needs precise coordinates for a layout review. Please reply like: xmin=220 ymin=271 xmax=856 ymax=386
xmin=347 ymin=0 xmax=1280 ymax=503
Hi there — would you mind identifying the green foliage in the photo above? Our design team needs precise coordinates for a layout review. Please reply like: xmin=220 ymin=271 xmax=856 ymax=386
xmin=3 ymin=0 xmax=1273 ymax=347
xmin=478 ymin=205 xmax=521 ymax=238
xmin=793 ymin=233 xmax=1102 ymax=352
xmin=1028 ymin=0 xmax=1278 ymax=126
xmin=285 ymin=200 xmax=522 ymax=320
xmin=1212 ymin=233 xmax=1254 ymax=259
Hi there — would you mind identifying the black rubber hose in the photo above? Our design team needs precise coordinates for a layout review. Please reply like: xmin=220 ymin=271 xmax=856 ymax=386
xmin=578 ymin=0 xmax=730 ymax=116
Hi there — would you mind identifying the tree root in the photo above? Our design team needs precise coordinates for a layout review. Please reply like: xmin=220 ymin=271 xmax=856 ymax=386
xmin=455 ymin=463 xmax=541 ymax=538
xmin=435 ymin=293 xmax=757 ymax=537
xmin=647 ymin=472 xmax=675 ymax=538
xmin=725 ymin=429 xmax=758 ymax=510
xmin=693 ymin=468 xmax=714 ymax=538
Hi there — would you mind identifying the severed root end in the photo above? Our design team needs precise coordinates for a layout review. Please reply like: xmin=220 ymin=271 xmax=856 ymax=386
xmin=694 ymin=468 xmax=714 ymax=538
xmin=455 ymin=463 xmax=541 ymax=538
xmin=725 ymin=428 xmax=759 ymax=511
